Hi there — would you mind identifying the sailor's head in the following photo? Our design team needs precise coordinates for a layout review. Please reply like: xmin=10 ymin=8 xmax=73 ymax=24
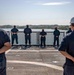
xmin=26 ymin=25 xmax=29 ymax=28
xmin=14 ymin=25 xmax=16 ymax=28
xmin=55 ymin=27 xmax=57 ymax=30
xmin=70 ymin=17 xmax=74 ymax=30
xmin=42 ymin=29 xmax=44 ymax=32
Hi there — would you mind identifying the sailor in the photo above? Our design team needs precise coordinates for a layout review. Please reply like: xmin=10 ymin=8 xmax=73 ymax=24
xmin=0 ymin=29 xmax=11 ymax=75
xmin=11 ymin=25 xmax=18 ymax=46
xmin=53 ymin=27 xmax=60 ymax=47
xmin=66 ymin=27 xmax=72 ymax=34
xmin=59 ymin=17 xmax=74 ymax=75
xmin=40 ymin=29 xmax=47 ymax=48
xmin=24 ymin=25 xmax=32 ymax=48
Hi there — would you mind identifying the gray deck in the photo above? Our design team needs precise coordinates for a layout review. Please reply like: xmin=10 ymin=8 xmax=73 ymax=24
xmin=6 ymin=46 xmax=65 ymax=75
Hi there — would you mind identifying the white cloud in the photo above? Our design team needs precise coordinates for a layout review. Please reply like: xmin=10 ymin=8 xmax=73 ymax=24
xmin=37 ymin=2 xmax=71 ymax=6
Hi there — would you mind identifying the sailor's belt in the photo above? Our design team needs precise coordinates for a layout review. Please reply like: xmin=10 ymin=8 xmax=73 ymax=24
xmin=41 ymin=36 xmax=45 ymax=37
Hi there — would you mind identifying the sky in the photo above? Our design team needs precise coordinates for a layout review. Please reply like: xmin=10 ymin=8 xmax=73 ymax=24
xmin=0 ymin=0 xmax=74 ymax=25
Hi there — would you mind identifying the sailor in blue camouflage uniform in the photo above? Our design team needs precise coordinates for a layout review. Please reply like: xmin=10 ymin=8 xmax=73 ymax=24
xmin=24 ymin=25 xmax=32 ymax=48
xmin=53 ymin=27 xmax=60 ymax=47
xmin=11 ymin=25 xmax=18 ymax=46
xmin=66 ymin=27 xmax=72 ymax=34
xmin=0 ymin=29 xmax=11 ymax=75
xmin=40 ymin=29 xmax=47 ymax=48
xmin=59 ymin=17 xmax=74 ymax=75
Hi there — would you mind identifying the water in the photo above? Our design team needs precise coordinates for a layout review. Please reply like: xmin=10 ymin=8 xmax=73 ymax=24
xmin=2 ymin=28 xmax=66 ymax=32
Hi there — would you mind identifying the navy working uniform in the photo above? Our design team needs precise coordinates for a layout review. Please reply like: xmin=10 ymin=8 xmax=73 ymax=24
xmin=11 ymin=26 xmax=18 ymax=45
xmin=0 ymin=29 xmax=10 ymax=75
xmin=40 ymin=29 xmax=47 ymax=48
xmin=66 ymin=28 xmax=72 ymax=34
xmin=53 ymin=27 xmax=60 ymax=47
xmin=24 ymin=26 xmax=32 ymax=47
xmin=59 ymin=31 xmax=74 ymax=75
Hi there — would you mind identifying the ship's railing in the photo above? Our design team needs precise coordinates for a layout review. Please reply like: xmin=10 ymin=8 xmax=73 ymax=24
xmin=7 ymin=30 xmax=66 ymax=46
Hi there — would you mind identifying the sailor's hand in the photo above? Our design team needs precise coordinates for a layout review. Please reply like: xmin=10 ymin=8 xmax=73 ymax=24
xmin=56 ymin=36 xmax=58 ymax=38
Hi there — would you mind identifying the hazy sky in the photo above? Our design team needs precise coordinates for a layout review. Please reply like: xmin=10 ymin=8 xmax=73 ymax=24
xmin=0 ymin=0 xmax=74 ymax=25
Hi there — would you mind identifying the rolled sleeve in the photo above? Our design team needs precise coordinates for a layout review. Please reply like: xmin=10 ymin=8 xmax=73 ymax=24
xmin=3 ymin=32 xmax=10 ymax=43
